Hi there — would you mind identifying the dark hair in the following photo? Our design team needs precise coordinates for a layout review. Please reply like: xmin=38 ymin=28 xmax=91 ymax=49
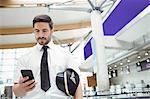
xmin=33 ymin=15 xmax=53 ymax=29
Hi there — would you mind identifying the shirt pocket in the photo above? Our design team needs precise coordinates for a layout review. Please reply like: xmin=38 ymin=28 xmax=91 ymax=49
xmin=51 ymin=61 xmax=66 ymax=74
xmin=50 ymin=53 xmax=67 ymax=74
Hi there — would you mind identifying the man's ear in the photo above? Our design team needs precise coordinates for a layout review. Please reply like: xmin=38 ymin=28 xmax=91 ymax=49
xmin=51 ymin=27 xmax=54 ymax=33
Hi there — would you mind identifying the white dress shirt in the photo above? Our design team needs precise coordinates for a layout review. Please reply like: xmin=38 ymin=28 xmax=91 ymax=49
xmin=14 ymin=41 xmax=80 ymax=99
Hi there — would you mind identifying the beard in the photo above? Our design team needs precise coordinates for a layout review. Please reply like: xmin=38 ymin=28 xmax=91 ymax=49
xmin=37 ymin=37 xmax=51 ymax=45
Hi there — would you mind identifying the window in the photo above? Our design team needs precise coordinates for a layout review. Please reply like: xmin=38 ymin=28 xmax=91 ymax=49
xmin=0 ymin=48 xmax=31 ymax=85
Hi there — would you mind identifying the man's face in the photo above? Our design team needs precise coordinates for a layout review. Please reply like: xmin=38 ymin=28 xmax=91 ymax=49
xmin=33 ymin=22 xmax=53 ymax=45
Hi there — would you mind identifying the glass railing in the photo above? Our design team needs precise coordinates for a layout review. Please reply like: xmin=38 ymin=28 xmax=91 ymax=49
xmin=83 ymin=88 xmax=150 ymax=99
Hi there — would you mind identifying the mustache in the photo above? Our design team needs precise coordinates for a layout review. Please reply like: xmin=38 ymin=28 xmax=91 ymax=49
xmin=37 ymin=37 xmax=46 ymax=40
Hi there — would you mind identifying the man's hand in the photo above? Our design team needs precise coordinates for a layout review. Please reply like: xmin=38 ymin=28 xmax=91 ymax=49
xmin=74 ymin=83 xmax=83 ymax=99
xmin=12 ymin=76 xmax=36 ymax=97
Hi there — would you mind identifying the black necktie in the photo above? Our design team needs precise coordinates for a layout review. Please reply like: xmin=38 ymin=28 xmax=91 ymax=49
xmin=41 ymin=46 xmax=51 ymax=92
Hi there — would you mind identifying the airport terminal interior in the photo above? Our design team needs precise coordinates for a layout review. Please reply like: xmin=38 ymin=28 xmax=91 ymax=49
xmin=0 ymin=0 xmax=150 ymax=99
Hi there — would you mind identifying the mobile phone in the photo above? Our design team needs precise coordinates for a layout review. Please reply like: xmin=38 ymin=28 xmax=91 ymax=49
xmin=21 ymin=70 xmax=34 ymax=82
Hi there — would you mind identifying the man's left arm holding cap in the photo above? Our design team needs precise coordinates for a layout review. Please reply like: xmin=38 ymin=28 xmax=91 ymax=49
xmin=67 ymin=53 xmax=83 ymax=99
xmin=74 ymin=82 xmax=83 ymax=99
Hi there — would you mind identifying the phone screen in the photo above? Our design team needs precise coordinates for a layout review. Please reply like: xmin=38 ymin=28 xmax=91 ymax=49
xmin=21 ymin=70 xmax=34 ymax=82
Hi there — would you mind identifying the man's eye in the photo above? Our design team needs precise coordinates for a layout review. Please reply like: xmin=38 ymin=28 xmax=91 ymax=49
xmin=43 ymin=30 xmax=47 ymax=32
xmin=35 ymin=30 xmax=39 ymax=32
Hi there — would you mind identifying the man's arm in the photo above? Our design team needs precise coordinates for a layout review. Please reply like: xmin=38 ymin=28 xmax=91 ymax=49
xmin=74 ymin=82 xmax=83 ymax=99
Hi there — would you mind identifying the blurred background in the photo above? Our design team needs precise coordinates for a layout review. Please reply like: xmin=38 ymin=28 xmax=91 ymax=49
xmin=0 ymin=0 xmax=150 ymax=98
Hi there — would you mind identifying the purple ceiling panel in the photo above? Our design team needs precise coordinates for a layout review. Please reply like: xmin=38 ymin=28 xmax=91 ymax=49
xmin=103 ymin=0 xmax=149 ymax=36
xmin=84 ymin=38 xmax=93 ymax=60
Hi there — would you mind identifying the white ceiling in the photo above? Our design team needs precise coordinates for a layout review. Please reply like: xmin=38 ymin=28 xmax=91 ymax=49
xmin=115 ymin=6 xmax=150 ymax=42
xmin=0 ymin=0 xmax=115 ymax=45
xmin=0 ymin=7 xmax=91 ymax=28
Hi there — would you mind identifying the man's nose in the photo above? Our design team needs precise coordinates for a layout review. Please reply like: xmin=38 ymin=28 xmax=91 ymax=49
xmin=38 ymin=31 xmax=45 ymax=37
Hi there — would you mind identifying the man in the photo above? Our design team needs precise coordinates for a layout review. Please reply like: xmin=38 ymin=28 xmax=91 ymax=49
xmin=12 ymin=15 xmax=83 ymax=99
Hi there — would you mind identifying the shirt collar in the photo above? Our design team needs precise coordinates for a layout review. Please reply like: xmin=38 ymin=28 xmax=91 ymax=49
xmin=36 ymin=40 xmax=54 ymax=51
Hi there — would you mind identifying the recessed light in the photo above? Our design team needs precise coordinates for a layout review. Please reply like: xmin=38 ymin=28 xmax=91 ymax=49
xmin=120 ymin=62 xmax=123 ymax=65
xmin=127 ymin=59 xmax=130 ymax=63
xmin=145 ymin=52 xmax=149 ymax=56
xmin=137 ymin=62 xmax=140 ymax=66
xmin=137 ymin=55 xmax=141 ymax=59
xmin=146 ymin=58 xmax=150 ymax=62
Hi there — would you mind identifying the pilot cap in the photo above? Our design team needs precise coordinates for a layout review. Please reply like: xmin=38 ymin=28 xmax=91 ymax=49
xmin=56 ymin=68 xmax=80 ymax=96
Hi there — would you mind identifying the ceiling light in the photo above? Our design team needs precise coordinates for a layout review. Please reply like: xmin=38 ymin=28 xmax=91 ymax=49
xmin=114 ymin=65 xmax=117 ymax=68
xmin=120 ymin=62 xmax=123 ymax=65
xmin=109 ymin=67 xmax=112 ymax=69
xmin=109 ymin=74 xmax=111 ymax=78
xmin=127 ymin=59 xmax=130 ymax=63
xmin=126 ymin=66 xmax=129 ymax=69
xmin=137 ymin=62 xmax=140 ymax=66
xmin=145 ymin=52 xmax=149 ymax=56
xmin=137 ymin=55 xmax=141 ymax=59
xmin=146 ymin=58 xmax=150 ymax=63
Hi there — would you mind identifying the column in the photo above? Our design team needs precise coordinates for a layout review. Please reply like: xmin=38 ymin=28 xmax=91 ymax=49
xmin=91 ymin=10 xmax=109 ymax=90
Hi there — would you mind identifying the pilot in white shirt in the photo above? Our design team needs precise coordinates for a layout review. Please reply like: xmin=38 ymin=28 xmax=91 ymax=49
xmin=14 ymin=42 xmax=80 ymax=99
xmin=12 ymin=14 xmax=83 ymax=99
